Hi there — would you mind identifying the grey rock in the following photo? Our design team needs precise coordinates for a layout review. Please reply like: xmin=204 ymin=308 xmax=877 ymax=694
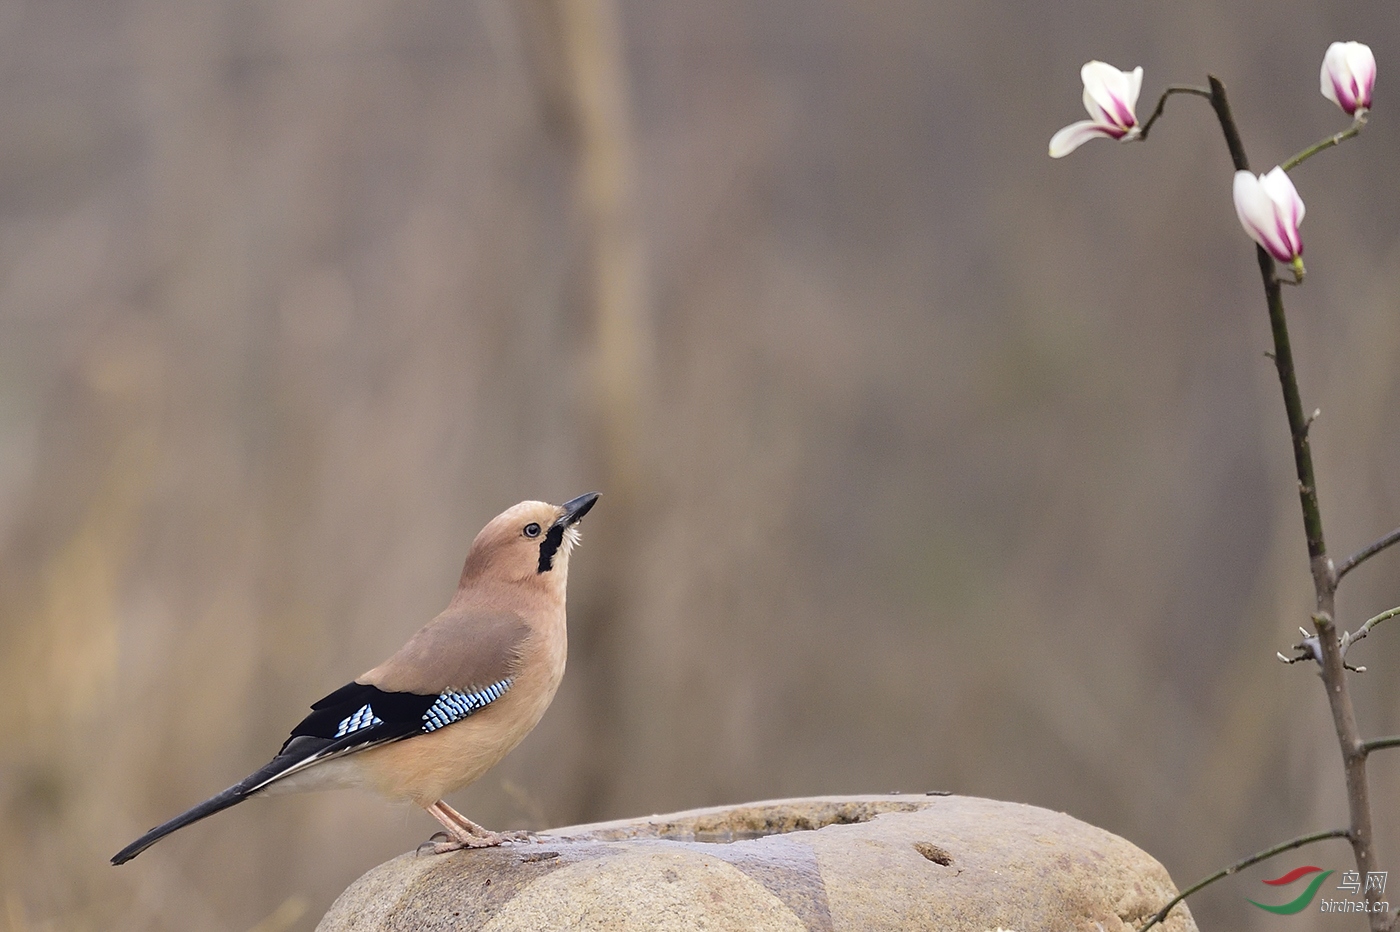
xmin=317 ymin=795 xmax=1197 ymax=931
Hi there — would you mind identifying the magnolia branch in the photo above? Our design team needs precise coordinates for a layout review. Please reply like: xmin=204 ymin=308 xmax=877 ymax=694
xmin=1049 ymin=53 xmax=1385 ymax=929
xmin=1203 ymin=75 xmax=1389 ymax=931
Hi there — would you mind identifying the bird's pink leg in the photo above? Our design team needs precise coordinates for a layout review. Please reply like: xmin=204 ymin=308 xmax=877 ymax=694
xmin=424 ymin=801 xmax=503 ymax=851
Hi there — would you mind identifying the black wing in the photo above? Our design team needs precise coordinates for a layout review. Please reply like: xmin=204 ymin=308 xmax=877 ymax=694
xmin=280 ymin=681 xmax=439 ymax=754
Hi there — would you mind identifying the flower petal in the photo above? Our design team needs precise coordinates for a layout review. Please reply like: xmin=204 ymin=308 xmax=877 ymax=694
xmin=1080 ymin=61 xmax=1139 ymax=130
xmin=1082 ymin=84 xmax=1113 ymax=126
xmin=1321 ymin=42 xmax=1348 ymax=108
xmin=1233 ymin=171 xmax=1294 ymax=262
xmin=1124 ymin=65 xmax=1144 ymax=112
xmin=1049 ymin=120 xmax=1116 ymax=158
xmin=1261 ymin=166 xmax=1305 ymax=227
xmin=1261 ymin=166 xmax=1304 ymax=256
xmin=1344 ymin=42 xmax=1376 ymax=109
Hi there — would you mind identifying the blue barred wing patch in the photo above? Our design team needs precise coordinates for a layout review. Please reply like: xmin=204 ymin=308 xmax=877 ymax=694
xmin=422 ymin=678 xmax=514 ymax=732
xmin=334 ymin=703 xmax=384 ymax=737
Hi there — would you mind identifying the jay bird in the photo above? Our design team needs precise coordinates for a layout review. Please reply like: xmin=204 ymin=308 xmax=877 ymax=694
xmin=112 ymin=492 xmax=599 ymax=864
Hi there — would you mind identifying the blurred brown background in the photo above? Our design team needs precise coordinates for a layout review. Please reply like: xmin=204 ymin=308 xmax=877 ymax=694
xmin=1 ymin=1 xmax=1398 ymax=929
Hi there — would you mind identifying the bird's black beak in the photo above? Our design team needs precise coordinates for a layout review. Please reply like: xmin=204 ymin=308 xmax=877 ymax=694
xmin=557 ymin=491 xmax=600 ymax=527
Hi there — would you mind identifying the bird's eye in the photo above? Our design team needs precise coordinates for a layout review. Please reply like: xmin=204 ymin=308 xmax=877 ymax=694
xmin=523 ymin=522 xmax=542 ymax=538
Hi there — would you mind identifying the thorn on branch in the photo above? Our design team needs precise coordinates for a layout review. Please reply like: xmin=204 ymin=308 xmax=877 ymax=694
xmin=1279 ymin=628 xmax=1325 ymax=667
xmin=1263 ymin=350 xmax=1276 ymax=361
xmin=1286 ymin=607 xmax=1400 ymax=672
xmin=1279 ymin=621 xmax=1361 ymax=671
xmin=1304 ymin=408 xmax=1321 ymax=433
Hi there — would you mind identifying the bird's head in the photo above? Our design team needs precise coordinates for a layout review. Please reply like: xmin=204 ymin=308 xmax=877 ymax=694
xmin=457 ymin=492 xmax=600 ymax=593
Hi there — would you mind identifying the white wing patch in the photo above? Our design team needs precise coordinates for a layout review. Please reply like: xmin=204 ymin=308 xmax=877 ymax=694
xmin=334 ymin=703 xmax=384 ymax=738
xmin=422 ymin=678 xmax=514 ymax=733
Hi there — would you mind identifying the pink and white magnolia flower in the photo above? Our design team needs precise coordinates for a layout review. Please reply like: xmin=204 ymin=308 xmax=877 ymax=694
xmin=1233 ymin=167 xmax=1306 ymax=277
xmin=1321 ymin=41 xmax=1376 ymax=116
xmin=1048 ymin=61 xmax=1144 ymax=158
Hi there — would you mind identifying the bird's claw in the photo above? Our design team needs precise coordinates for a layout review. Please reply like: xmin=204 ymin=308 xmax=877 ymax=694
xmin=417 ymin=832 xmax=452 ymax=855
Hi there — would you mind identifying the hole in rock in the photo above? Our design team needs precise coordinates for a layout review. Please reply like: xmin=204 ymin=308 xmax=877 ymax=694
xmin=913 ymin=841 xmax=953 ymax=865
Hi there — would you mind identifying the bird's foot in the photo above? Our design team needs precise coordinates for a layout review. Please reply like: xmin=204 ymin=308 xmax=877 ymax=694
xmin=417 ymin=828 xmax=505 ymax=855
xmin=428 ymin=833 xmax=505 ymax=853
xmin=455 ymin=828 xmax=505 ymax=848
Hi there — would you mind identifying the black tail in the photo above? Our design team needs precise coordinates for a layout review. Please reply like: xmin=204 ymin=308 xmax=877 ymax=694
xmin=111 ymin=736 xmax=336 ymax=865
xmin=111 ymin=781 xmax=252 ymax=865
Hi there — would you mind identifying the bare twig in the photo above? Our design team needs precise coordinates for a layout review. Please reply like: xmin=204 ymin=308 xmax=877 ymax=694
xmin=1336 ymin=526 xmax=1400 ymax=583
xmin=1139 ymin=828 xmax=1351 ymax=932
xmin=1363 ymin=736 xmax=1400 ymax=756
xmin=1340 ymin=606 xmax=1400 ymax=657
xmin=1136 ymin=85 xmax=1212 ymax=141
xmin=1281 ymin=112 xmax=1369 ymax=172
